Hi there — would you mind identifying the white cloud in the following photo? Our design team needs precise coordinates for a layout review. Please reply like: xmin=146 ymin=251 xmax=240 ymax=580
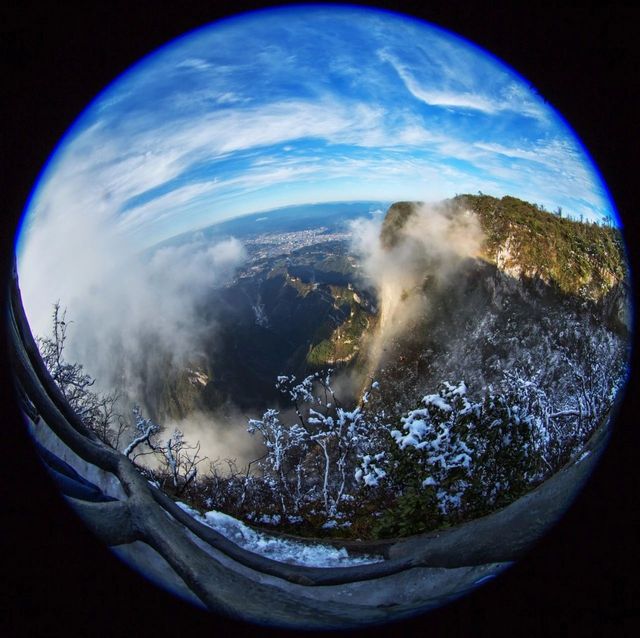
xmin=175 ymin=57 xmax=212 ymax=71
xmin=117 ymin=181 xmax=222 ymax=234
xmin=27 ymin=95 xmax=417 ymax=243
xmin=215 ymin=92 xmax=246 ymax=105
xmin=350 ymin=203 xmax=485 ymax=374
xmin=379 ymin=49 xmax=500 ymax=114
xmin=57 ymin=96 xmax=388 ymax=208
xmin=474 ymin=141 xmax=542 ymax=161
xmin=472 ymin=137 xmax=600 ymax=205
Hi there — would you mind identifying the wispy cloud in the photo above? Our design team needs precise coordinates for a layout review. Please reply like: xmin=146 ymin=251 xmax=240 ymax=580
xmin=379 ymin=49 xmax=500 ymax=114
xmin=379 ymin=48 xmax=547 ymax=121
xmin=175 ymin=57 xmax=212 ymax=71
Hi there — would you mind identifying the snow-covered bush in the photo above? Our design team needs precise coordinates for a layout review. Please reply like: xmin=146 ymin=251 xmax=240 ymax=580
xmin=248 ymin=371 xmax=387 ymax=520
xmin=385 ymin=381 xmax=480 ymax=516
xmin=248 ymin=407 xmax=309 ymax=518
xmin=120 ymin=406 xmax=207 ymax=496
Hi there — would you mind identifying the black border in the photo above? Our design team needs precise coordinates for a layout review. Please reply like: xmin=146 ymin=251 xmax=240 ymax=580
xmin=2 ymin=3 xmax=639 ymax=636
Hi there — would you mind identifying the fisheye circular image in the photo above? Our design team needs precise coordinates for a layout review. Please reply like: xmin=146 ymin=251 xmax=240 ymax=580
xmin=9 ymin=4 xmax=631 ymax=630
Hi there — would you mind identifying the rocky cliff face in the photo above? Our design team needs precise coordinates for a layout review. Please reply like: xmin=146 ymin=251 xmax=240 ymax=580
xmin=379 ymin=201 xmax=423 ymax=250
xmin=381 ymin=196 xmax=629 ymax=328
xmin=157 ymin=364 xmax=211 ymax=421
xmin=356 ymin=197 xmax=631 ymax=415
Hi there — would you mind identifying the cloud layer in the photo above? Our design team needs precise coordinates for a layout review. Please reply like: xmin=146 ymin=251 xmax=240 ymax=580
xmin=18 ymin=5 xmax=613 ymax=260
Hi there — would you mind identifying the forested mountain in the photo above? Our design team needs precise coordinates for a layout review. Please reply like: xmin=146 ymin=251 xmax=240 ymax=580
xmin=384 ymin=195 xmax=627 ymax=312
xmin=467 ymin=195 xmax=625 ymax=299
xmin=149 ymin=195 xmax=628 ymax=423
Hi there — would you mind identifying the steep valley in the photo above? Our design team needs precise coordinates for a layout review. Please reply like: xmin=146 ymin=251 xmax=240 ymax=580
xmin=149 ymin=196 xmax=629 ymax=436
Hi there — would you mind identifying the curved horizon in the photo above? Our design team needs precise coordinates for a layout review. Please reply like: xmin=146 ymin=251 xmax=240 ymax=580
xmin=15 ymin=4 xmax=618 ymax=337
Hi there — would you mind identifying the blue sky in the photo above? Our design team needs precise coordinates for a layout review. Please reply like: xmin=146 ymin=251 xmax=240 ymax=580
xmin=19 ymin=4 xmax=615 ymax=253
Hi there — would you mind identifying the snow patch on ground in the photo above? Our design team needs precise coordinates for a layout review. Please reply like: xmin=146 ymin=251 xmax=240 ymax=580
xmin=576 ymin=449 xmax=591 ymax=464
xmin=175 ymin=502 xmax=382 ymax=567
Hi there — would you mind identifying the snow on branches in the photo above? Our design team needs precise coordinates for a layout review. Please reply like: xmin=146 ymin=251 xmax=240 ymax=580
xmin=124 ymin=406 xmax=207 ymax=495
xmin=37 ymin=303 xmax=124 ymax=448
xmin=245 ymin=343 xmax=625 ymax=525
xmin=389 ymin=381 xmax=478 ymax=514
xmin=248 ymin=371 xmax=386 ymax=520
xmin=124 ymin=406 xmax=161 ymax=459
xmin=36 ymin=300 xmax=627 ymax=536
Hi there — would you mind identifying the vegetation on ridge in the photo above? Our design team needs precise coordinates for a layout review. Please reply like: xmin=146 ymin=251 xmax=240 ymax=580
xmin=454 ymin=194 xmax=626 ymax=300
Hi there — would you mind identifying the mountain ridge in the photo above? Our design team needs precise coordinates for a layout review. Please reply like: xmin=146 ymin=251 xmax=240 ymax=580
xmin=148 ymin=195 xmax=629 ymax=423
xmin=383 ymin=195 xmax=627 ymax=306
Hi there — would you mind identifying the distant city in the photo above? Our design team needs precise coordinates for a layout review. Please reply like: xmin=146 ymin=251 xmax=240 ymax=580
xmin=242 ymin=227 xmax=353 ymax=261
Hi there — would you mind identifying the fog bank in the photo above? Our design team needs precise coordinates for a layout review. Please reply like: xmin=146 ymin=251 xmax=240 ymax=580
xmin=350 ymin=202 xmax=485 ymax=373
xmin=18 ymin=170 xmax=246 ymax=431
